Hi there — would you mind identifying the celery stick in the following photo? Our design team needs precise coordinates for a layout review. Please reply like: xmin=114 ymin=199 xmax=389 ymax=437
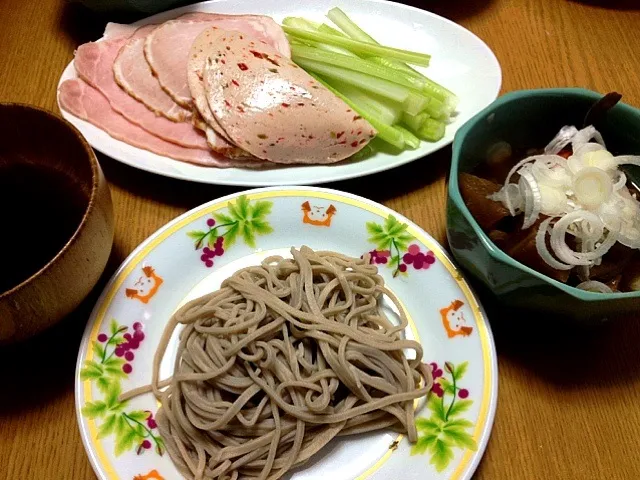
xmin=417 ymin=118 xmax=446 ymax=142
xmin=327 ymin=7 xmax=377 ymax=43
xmin=310 ymin=74 xmax=405 ymax=149
xmin=323 ymin=7 xmax=458 ymax=110
xmin=319 ymin=23 xmax=348 ymax=37
xmin=293 ymin=58 xmax=411 ymax=103
xmin=404 ymin=91 xmax=448 ymax=120
xmin=282 ymin=17 xmax=321 ymax=31
xmin=395 ymin=126 xmax=420 ymax=149
xmin=332 ymin=81 xmax=403 ymax=124
xmin=282 ymin=26 xmax=431 ymax=66
xmin=368 ymin=57 xmax=458 ymax=111
xmin=349 ymin=143 xmax=376 ymax=161
xmin=291 ymin=45 xmax=428 ymax=91
xmin=289 ymin=36 xmax=357 ymax=57
xmin=402 ymin=111 xmax=430 ymax=132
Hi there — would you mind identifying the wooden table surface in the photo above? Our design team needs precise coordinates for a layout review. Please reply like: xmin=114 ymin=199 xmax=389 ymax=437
xmin=2 ymin=0 xmax=640 ymax=478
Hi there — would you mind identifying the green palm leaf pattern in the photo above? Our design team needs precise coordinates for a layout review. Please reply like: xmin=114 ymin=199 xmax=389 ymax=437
xmin=412 ymin=361 xmax=478 ymax=472
xmin=80 ymin=319 xmax=164 ymax=457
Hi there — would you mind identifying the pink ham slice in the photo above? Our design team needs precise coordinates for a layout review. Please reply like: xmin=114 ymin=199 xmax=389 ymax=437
xmin=113 ymin=27 xmax=192 ymax=122
xmin=74 ymin=36 xmax=208 ymax=150
xmin=144 ymin=14 xmax=290 ymax=108
xmin=58 ymin=79 xmax=259 ymax=168
xmin=103 ymin=22 xmax=139 ymax=39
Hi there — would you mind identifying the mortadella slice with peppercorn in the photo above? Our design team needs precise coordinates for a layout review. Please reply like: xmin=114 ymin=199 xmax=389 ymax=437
xmin=188 ymin=26 xmax=256 ymax=160
xmin=202 ymin=29 xmax=376 ymax=164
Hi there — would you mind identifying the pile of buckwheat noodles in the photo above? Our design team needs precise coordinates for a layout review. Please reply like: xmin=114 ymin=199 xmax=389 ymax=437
xmin=121 ymin=246 xmax=432 ymax=480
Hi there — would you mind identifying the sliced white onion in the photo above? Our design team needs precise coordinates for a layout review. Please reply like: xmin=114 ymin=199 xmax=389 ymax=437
xmin=572 ymin=125 xmax=606 ymax=150
xmin=549 ymin=211 xmax=617 ymax=265
xmin=576 ymin=281 xmax=613 ymax=294
xmin=615 ymin=155 xmax=640 ymax=168
xmin=520 ymin=170 xmax=542 ymax=229
xmin=532 ymin=159 xmax=572 ymax=188
xmin=535 ymin=217 xmax=574 ymax=270
xmin=582 ymin=149 xmax=617 ymax=171
xmin=486 ymin=125 xmax=640 ymax=270
xmin=539 ymin=183 xmax=569 ymax=215
xmin=544 ymin=125 xmax=578 ymax=154
xmin=612 ymin=171 xmax=628 ymax=191
xmin=572 ymin=167 xmax=614 ymax=211
xmin=573 ymin=141 xmax=606 ymax=158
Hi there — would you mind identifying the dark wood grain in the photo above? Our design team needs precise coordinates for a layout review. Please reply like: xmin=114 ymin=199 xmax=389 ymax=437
xmin=1 ymin=0 xmax=640 ymax=478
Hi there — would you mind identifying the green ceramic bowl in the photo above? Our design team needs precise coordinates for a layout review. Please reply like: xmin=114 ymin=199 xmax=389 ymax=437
xmin=446 ymin=88 xmax=640 ymax=322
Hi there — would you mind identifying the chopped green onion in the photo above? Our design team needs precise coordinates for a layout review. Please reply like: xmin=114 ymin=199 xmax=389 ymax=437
xmin=282 ymin=26 xmax=431 ymax=66
xmin=293 ymin=58 xmax=411 ymax=103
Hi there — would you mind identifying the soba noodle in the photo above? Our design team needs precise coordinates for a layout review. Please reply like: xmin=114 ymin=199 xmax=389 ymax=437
xmin=122 ymin=246 xmax=432 ymax=480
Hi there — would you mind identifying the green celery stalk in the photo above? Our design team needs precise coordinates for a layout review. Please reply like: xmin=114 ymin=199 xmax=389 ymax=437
xmin=349 ymin=143 xmax=376 ymax=161
xmin=282 ymin=17 xmax=321 ymax=31
xmin=404 ymin=91 xmax=448 ymax=120
xmin=282 ymin=25 xmax=431 ymax=66
xmin=291 ymin=44 xmax=428 ymax=92
xmin=289 ymin=36 xmax=358 ymax=57
xmin=310 ymin=74 xmax=405 ymax=149
xmin=394 ymin=126 xmax=420 ymax=149
xmin=368 ymin=56 xmax=458 ymax=112
xmin=293 ymin=58 xmax=411 ymax=103
xmin=417 ymin=118 xmax=446 ymax=142
xmin=327 ymin=7 xmax=377 ymax=43
xmin=322 ymin=7 xmax=459 ymax=111
xmin=402 ymin=111 xmax=430 ymax=132
xmin=331 ymin=81 xmax=403 ymax=125
xmin=318 ymin=23 xmax=348 ymax=37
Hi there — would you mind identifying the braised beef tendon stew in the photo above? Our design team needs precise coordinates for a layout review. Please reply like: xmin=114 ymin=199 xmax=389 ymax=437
xmin=459 ymin=126 xmax=640 ymax=293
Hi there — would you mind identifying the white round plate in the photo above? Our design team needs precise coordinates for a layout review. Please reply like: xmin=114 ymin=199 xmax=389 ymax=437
xmin=57 ymin=0 xmax=501 ymax=186
xmin=75 ymin=187 xmax=497 ymax=480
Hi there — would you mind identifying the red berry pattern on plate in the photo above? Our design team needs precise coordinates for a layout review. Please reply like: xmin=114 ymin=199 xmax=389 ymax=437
xmin=365 ymin=215 xmax=436 ymax=277
xmin=411 ymin=361 xmax=477 ymax=472
xmin=80 ymin=320 xmax=165 ymax=458
xmin=186 ymin=195 xmax=273 ymax=268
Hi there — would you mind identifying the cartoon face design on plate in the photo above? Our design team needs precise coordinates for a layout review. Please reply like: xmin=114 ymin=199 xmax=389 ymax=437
xmin=134 ymin=470 xmax=164 ymax=480
xmin=301 ymin=201 xmax=337 ymax=227
xmin=125 ymin=266 xmax=164 ymax=304
xmin=440 ymin=300 xmax=473 ymax=338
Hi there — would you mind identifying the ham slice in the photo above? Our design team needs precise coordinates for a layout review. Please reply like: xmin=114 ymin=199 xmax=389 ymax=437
xmin=113 ymin=27 xmax=192 ymax=122
xmin=103 ymin=22 xmax=138 ymax=39
xmin=188 ymin=26 xmax=251 ymax=159
xmin=74 ymin=36 xmax=208 ymax=150
xmin=58 ymin=79 xmax=258 ymax=168
xmin=203 ymin=30 xmax=375 ymax=164
xmin=144 ymin=14 xmax=290 ymax=107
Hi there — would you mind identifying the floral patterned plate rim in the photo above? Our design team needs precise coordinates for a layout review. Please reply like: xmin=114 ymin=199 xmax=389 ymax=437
xmin=75 ymin=186 xmax=498 ymax=480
